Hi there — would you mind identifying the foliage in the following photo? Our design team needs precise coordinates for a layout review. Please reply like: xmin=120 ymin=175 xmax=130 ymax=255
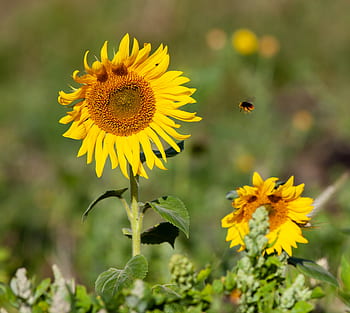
xmin=3 ymin=206 xmax=346 ymax=313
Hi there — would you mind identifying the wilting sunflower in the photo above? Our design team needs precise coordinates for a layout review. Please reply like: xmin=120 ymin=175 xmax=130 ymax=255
xmin=222 ymin=172 xmax=314 ymax=255
xmin=58 ymin=34 xmax=201 ymax=179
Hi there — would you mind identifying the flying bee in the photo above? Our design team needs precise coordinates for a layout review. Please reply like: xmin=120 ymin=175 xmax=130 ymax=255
xmin=238 ymin=101 xmax=255 ymax=113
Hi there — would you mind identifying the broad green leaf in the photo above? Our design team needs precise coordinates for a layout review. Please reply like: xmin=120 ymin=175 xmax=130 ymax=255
xmin=123 ymin=222 xmax=179 ymax=248
xmin=148 ymin=196 xmax=189 ymax=238
xmin=82 ymin=188 xmax=128 ymax=221
xmin=290 ymin=301 xmax=314 ymax=313
xmin=140 ymin=141 xmax=184 ymax=163
xmin=340 ymin=256 xmax=350 ymax=291
xmin=289 ymin=257 xmax=338 ymax=287
xmin=95 ymin=255 xmax=148 ymax=302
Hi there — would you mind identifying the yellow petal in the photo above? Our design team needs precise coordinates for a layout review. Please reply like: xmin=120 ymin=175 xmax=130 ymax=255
xmin=158 ymin=107 xmax=201 ymax=122
xmin=118 ymin=33 xmax=130 ymax=62
xmin=115 ymin=137 xmax=129 ymax=178
xmin=137 ymin=132 xmax=155 ymax=169
xmin=156 ymin=121 xmax=191 ymax=141
xmin=153 ymin=73 xmax=190 ymax=88
xmin=137 ymin=45 xmax=168 ymax=76
xmin=100 ymin=41 xmax=109 ymax=64
xmin=126 ymin=37 xmax=140 ymax=66
xmin=130 ymin=43 xmax=151 ymax=69
xmin=83 ymin=50 xmax=92 ymax=73
xmin=144 ymin=127 xmax=166 ymax=160
xmin=104 ymin=133 xmax=118 ymax=169
xmin=95 ymin=130 xmax=107 ymax=177
xmin=58 ymin=89 xmax=85 ymax=106
xmin=136 ymin=162 xmax=149 ymax=179
xmin=153 ymin=112 xmax=179 ymax=128
xmin=86 ymin=125 xmax=100 ymax=164
xmin=129 ymin=135 xmax=141 ymax=176
xmin=145 ymin=54 xmax=169 ymax=80
xmin=63 ymin=121 xmax=87 ymax=139
xmin=150 ymin=122 xmax=180 ymax=152
xmin=59 ymin=114 xmax=74 ymax=124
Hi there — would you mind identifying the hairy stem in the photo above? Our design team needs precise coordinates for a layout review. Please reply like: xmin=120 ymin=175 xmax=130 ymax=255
xmin=129 ymin=165 xmax=142 ymax=256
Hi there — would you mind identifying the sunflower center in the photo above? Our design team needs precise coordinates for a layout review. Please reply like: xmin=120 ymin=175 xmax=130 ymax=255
xmin=109 ymin=86 xmax=142 ymax=119
xmin=237 ymin=194 xmax=288 ymax=231
xmin=266 ymin=201 xmax=288 ymax=230
xmin=86 ymin=70 xmax=156 ymax=136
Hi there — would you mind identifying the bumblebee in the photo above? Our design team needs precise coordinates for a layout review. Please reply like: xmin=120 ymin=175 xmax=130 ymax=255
xmin=239 ymin=101 xmax=255 ymax=113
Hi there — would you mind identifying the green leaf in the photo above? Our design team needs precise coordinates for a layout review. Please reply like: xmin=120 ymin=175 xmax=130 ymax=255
xmin=340 ymin=256 xmax=350 ymax=291
xmin=95 ymin=255 xmax=148 ymax=302
xmin=290 ymin=301 xmax=314 ymax=313
xmin=196 ymin=267 xmax=211 ymax=283
xmin=123 ymin=222 xmax=179 ymax=248
xmin=338 ymin=290 xmax=350 ymax=307
xmin=224 ymin=271 xmax=236 ymax=291
xmin=152 ymin=284 xmax=181 ymax=301
xmin=288 ymin=257 xmax=338 ymax=287
xmin=311 ymin=286 xmax=325 ymax=299
xmin=212 ymin=279 xmax=224 ymax=294
xmin=225 ymin=190 xmax=238 ymax=201
xmin=82 ymin=188 xmax=128 ymax=221
xmin=75 ymin=285 xmax=92 ymax=312
xmin=33 ymin=278 xmax=51 ymax=302
xmin=140 ymin=141 xmax=184 ymax=163
xmin=147 ymin=196 xmax=189 ymax=238
xmin=164 ymin=303 xmax=185 ymax=313
xmin=0 ymin=282 xmax=17 ymax=308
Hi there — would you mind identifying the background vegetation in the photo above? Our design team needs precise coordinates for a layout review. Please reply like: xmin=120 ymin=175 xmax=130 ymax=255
xmin=1 ymin=0 xmax=350 ymax=311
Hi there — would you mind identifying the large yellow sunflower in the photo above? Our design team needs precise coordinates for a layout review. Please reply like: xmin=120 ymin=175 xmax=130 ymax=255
xmin=222 ymin=172 xmax=314 ymax=255
xmin=58 ymin=34 xmax=201 ymax=179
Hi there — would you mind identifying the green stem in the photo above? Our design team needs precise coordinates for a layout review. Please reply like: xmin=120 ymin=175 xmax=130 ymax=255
xmin=129 ymin=165 xmax=142 ymax=256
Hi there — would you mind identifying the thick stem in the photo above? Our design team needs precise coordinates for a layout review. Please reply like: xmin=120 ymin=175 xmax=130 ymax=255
xmin=129 ymin=165 xmax=142 ymax=256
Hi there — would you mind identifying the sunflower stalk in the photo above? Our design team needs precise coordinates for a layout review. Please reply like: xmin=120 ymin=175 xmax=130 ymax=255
xmin=129 ymin=165 xmax=143 ymax=256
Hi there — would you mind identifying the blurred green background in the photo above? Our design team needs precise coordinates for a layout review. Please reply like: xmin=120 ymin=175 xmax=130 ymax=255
xmin=1 ymin=0 xmax=350 ymax=310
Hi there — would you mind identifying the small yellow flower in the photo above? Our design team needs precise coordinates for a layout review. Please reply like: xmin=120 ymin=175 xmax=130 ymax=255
xmin=222 ymin=172 xmax=314 ymax=255
xmin=232 ymin=29 xmax=258 ymax=55
xmin=58 ymin=34 xmax=201 ymax=179
xmin=292 ymin=110 xmax=313 ymax=132
xmin=206 ymin=28 xmax=227 ymax=50
xmin=259 ymin=35 xmax=280 ymax=58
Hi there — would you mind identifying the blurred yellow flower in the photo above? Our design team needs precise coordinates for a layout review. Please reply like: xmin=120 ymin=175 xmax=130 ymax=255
xmin=206 ymin=28 xmax=227 ymax=50
xmin=232 ymin=29 xmax=258 ymax=55
xmin=292 ymin=110 xmax=313 ymax=131
xmin=58 ymin=34 xmax=201 ymax=179
xmin=222 ymin=172 xmax=314 ymax=255
xmin=259 ymin=35 xmax=280 ymax=58
xmin=234 ymin=153 xmax=255 ymax=173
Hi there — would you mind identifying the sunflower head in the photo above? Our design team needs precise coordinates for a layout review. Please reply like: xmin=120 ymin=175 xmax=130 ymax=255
xmin=222 ymin=172 xmax=314 ymax=255
xmin=58 ymin=34 xmax=201 ymax=179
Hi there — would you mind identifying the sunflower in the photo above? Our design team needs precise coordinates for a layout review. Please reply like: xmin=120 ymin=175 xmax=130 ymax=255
xmin=222 ymin=172 xmax=314 ymax=255
xmin=58 ymin=34 xmax=201 ymax=179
